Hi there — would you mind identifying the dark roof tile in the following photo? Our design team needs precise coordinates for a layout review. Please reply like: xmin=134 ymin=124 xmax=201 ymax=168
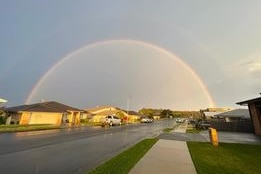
xmin=236 ymin=96 xmax=261 ymax=105
xmin=6 ymin=101 xmax=83 ymax=113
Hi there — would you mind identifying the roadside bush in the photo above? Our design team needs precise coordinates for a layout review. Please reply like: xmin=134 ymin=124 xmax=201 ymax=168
xmin=80 ymin=119 xmax=88 ymax=123
xmin=0 ymin=116 xmax=6 ymax=125
xmin=0 ymin=110 xmax=6 ymax=124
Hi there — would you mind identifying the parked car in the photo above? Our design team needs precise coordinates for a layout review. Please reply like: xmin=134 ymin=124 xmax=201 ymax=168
xmin=196 ymin=121 xmax=211 ymax=129
xmin=140 ymin=117 xmax=154 ymax=123
xmin=176 ymin=118 xmax=185 ymax=123
xmin=101 ymin=115 xmax=122 ymax=126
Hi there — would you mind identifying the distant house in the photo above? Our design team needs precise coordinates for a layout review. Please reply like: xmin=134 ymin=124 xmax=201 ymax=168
xmin=152 ymin=111 xmax=161 ymax=120
xmin=214 ymin=109 xmax=250 ymax=122
xmin=5 ymin=101 xmax=84 ymax=126
xmin=80 ymin=111 xmax=93 ymax=121
xmin=127 ymin=111 xmax=142 ymax=122
xmin=209 ymin=109 xmax=253 ymax=133
xmin=200 ymin=107 xmax=233 ymax=120
xmin=86 ymin=106 xmax=128 ymax=123
xmin=237 ymin=95 xmax=261 ymax=135
xmin=203 ymin=111 xmax=223 ymax=120
xmin=86 ymin=106 xmax=141 ymax=123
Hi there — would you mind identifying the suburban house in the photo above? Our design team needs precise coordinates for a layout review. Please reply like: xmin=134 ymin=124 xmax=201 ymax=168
xmin=126 ymin=111 xmax=142 ymax=122
xmin=237 ymin=95 xmax=261 ymax=135
xmin=86 ymin=106 xmax=141 ymax=123
xmin=80 ymin=111 xmax=93 ymax=121
xmin=200 ymin=107 xmax=233 ymax=120
xmin=214 ymin=109 xmax=250 ymax=122
xmin=5 ymin=101 xmax=85 ymax=126
xmin=209 ymin=108 xmax=253 ymax=133
xmin=151 ymin=111 xmax=162 ymax=120
xmin=86 ymin=106 xmax=128 ymax=123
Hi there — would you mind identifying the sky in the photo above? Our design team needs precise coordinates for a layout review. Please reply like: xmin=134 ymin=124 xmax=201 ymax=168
xmin=0 ymin=0 xmax=261 ymax=111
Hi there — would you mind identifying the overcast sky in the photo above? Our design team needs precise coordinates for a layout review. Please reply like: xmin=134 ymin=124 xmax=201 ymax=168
xmin=0 ymin=1 xmax=260 ymax=111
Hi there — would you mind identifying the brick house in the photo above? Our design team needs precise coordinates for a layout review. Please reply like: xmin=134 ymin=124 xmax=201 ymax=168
xmin=5 ymin=101 xmax=84 ymax=126
xmin=237 ymin=95 xmax=261 ymax=135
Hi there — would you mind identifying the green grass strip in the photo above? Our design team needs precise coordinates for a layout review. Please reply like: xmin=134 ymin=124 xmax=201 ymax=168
xmin=88 ymin=138 xmax=158 ymax=174
xmin=187 ymin=142 xmax=261 ymax=174
xmin=0 ymin=124 xmax=60 ymax=132
xmin=186 ymin=129 xmax=201 ymax=133
xmin=163 ymin=128 xmax=173 ymax=132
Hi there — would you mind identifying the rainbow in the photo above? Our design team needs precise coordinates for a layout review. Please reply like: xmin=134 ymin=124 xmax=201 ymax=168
xmin=26 ymin=39 xmax=215 ymax=107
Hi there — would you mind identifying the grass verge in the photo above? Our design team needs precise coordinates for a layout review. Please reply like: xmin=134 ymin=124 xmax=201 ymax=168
xmin=186 ymin=123 xmax=201 ymax=133
xmin=187 ymin=142 xmax=261 ymax=174
xmin=186 ymin=129 xmax=201 ymax=133
xmin=88 ymin=138 xmax=158 ymax=174
xmin=163 ymin=127 xmax=174 ymax=132
xmin=0 ymin=124 xmax=60 ymax=133
xmin=163 ymin=122 xmax=181 ymax=132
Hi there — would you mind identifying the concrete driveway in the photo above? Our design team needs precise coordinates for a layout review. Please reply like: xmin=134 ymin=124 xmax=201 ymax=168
xmin=158 ymin=122 xmax=261 ymax=144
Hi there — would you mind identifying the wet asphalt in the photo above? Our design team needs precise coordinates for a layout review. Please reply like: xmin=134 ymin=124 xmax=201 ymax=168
xmin=0 ymin=120 xmax=176 ymax=174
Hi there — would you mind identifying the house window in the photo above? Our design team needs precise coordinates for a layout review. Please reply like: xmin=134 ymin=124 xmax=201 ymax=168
xmin=62 ymin=113 xmax=68 ymax=123
xmin=80 ymin=113 xmax=84 ymax=119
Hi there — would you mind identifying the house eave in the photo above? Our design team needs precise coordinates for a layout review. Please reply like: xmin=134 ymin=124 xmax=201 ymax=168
xmin=236 ymin=96 xmax=261 ymax=106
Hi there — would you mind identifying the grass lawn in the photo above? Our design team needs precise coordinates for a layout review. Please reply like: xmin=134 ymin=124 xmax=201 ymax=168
xmin=163 ymin=122 xmax=181 ymax=133
xmin=0 ymin=124 xmax=60 ymax=132
xmin=187 ymin=142 xmax=261 ymax=174
xmin=186 ymin=123 xmax=201 ymax=133
xmin=186 ymin=129 xmax=201 ymax=133
xmin=88 ymin=138 xmax=158 ymax=174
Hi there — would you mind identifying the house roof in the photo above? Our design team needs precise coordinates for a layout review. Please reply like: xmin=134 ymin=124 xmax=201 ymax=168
xmin=236 ymin=96 xmax=261 ymax=106
xmin=5 ymin=101 xmax=84 ymax=113
xmin=201 ymin=107 xmax=233 ymax=112
xmin=94 ymin=110 xmax=121 ymax=116
xmin=214 ymin=109 xmax=250 ymax=118
xmin=127 ymin=111 xmax=141 ymax=116
xmin=86 ymin=106 xmax=121 ymax=113
xmin=203 ymin=111 xmax=223 ymax=117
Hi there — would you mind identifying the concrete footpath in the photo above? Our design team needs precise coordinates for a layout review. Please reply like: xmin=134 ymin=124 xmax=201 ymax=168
xmin=129 ymin=139 xmax=197 ymax=174
xmin=129 ymin=122 xmax=197 ymax=174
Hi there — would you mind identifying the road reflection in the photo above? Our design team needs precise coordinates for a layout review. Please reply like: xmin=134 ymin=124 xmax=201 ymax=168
xmin=15 ymin=129 xmax=61 ymax=138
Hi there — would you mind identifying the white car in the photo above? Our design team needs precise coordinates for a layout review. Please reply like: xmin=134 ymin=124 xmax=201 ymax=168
xmin=176 ymin=118 xmax=185 ymax=123
xmin=141 ymin=117 xmax=153 ymax=123
xmin=101 ymin=115 xmax=122 ymax=126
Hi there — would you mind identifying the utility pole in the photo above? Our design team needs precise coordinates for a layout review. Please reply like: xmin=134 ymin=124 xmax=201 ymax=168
xmin=127 ymin=97 xmax=130 ymax=125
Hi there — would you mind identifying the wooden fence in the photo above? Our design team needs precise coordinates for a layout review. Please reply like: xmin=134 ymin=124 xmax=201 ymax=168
xmin=210 ymin=121 xmax=254 ymax=133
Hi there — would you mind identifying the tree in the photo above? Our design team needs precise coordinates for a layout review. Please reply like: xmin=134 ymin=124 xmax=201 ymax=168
xmin=161 ymin=109 xmax=173 ymax=118
xmin=116 ymin=111 xmax=125 ymax=119
xmin=0 ymin=109 xmax=6 ymax=125
xmin=138 ymin=108 xmax=154 ymax=117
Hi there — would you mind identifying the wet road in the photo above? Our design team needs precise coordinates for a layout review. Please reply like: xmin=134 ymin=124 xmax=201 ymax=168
xmin=0 ymin=119 xmax=176 ymax=174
